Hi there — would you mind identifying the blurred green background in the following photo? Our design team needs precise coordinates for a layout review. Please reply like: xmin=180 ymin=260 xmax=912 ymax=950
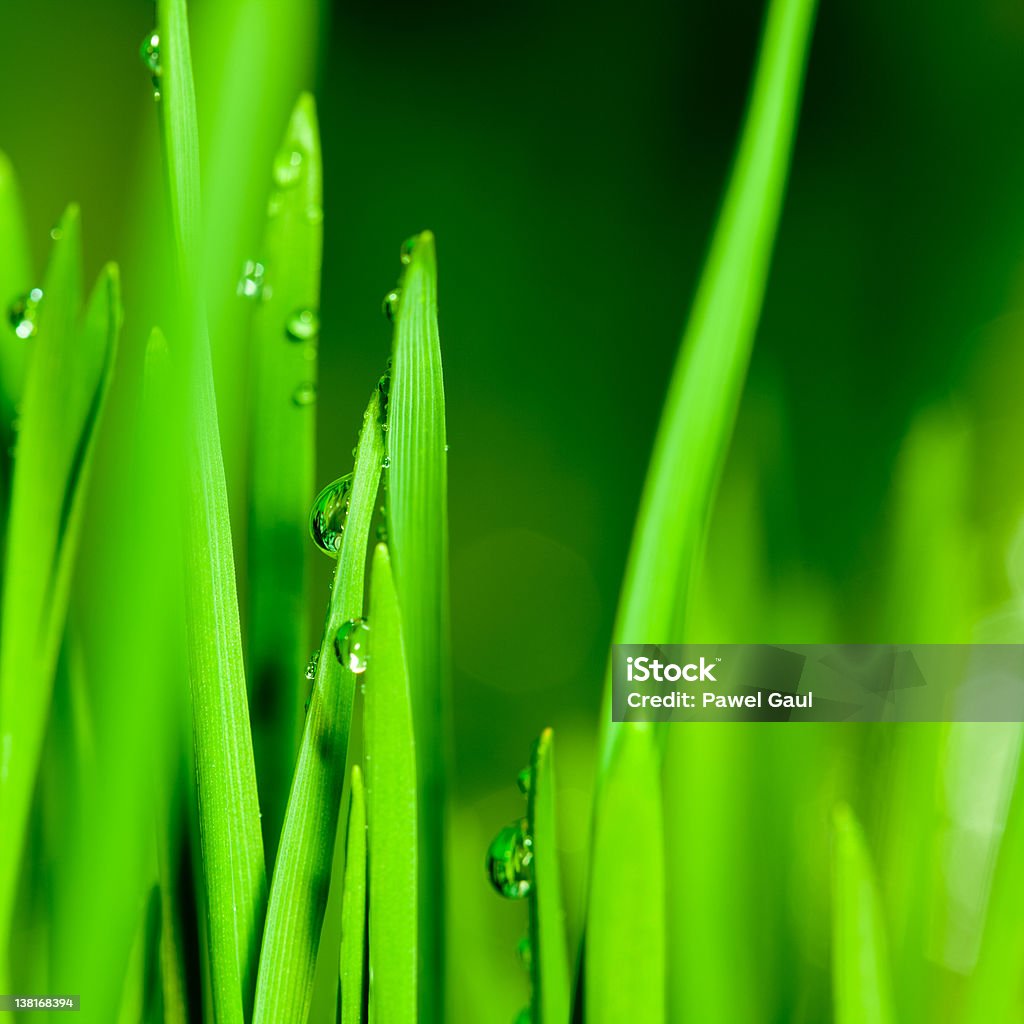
xmin=4 ymin=0 xmax=1024 ymax=1020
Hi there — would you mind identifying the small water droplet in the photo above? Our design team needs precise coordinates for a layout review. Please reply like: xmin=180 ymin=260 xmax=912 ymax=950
xmin=375 ymin=521 xmax=388 ymax=543
xmin=292 ymin=382 xmax=317 ymax=408
xmin=335 ymin=618 xmax=370 ymax=674
xmin=140 ymin=31 xmax=162 ymax=98
xmin=306 ymin=204 xmax=324 ymax=225
xmin=273 ymin=148 xmax=304 ymax=188
xmin=49 ymin=226 xmax=63 ymax=241
xmin=237 ymin=260 xmax=265 ymax=300
xmin=8 ymin=288 xmax=43 ymax=340
xmin=516 ymin=936 xmax=532 ymax=970
xmin=309 ymin=473 xmax=352 ymax=555
xmin=486 ymin=819 xmax=533 ymax=899
xmin=444 ymin=444 xmax=450 ymax=453
xmin=399 ymin=235 xmax=417 ymax=266
xmin=382 ymin=288 xmax=401 ymax=322
xmin=516 ymin=767 xmax=531 ymax=797
xmin=305 ymin=650 xmax=320 ymax=682
xmin=285 ymin=308 xmax=320 ymax=343
xmin=267 ymin=193 xmax=283 ymax=218
xmin=382 ymin=454 xmax=391 ymax=470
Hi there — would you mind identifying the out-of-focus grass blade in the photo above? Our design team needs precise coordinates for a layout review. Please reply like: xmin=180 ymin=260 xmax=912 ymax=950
xmin=387 ymin=228 xmax=449 ymax=1024
xmin=832 ymin=804 xmax=895 ymax=1024
xmin=253 ymin=392 xmax=383 ymax=1024
xmin=525 ymin=729 xmax=570 ymax=1024
xmin=340 ymin=766 xmax=367 ymax=1024
xmin=0 ymin=151 xmax=32 ymax=436
xmin=0 ymin=222 xmax=119 ymax=977
xmin=248 ymin=92 xmax=322 ymax=858
xmin=365 ymin=543 xmax=417 ymax=1023
xmin=155 ymin=2 xmax=267 ymax=1019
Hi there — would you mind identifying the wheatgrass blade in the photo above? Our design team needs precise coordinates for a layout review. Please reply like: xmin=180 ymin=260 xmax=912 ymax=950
xmin=526 ymin=729 xmax=570 ymax=1024
xmin=832 ymin=804 xmax=895 ymax=1024
xmin=386 ymin=228 xmax=450 ymax=1024
xmin=0 ymin=228 xmax=119 ymax=978
xmin=253 ymin=391 xmax=383 ymax=1024
xmin=247 ymin=92 xmax=322 ymax=858
xmin=340 ymin=766 xmax=368 ymax=1024
xmin=364 ymin=543 xmax=418 ymax=1024
xmin=155 ymin=1 xmax=266 ymax=1018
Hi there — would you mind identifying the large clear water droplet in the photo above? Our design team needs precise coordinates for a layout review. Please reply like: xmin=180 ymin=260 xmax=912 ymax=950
xmin=273 ymin=148 xmax=304 ymax=188
xmin=286 ymin=308 xmax=320 ymax=343
xmin=334 ymin=618 xmax=370 ymax=674
xmin=309 ymin=473 xmax=352 ymax=556
xmin=486 ymin=819 xmax=533 ymax=899
xmin=140 ymin=31 xmax=162 ymax=99
xmin=237 ymin=260 xmax=265 ymax=300
xmin=382 ymin=288 xmax=401 ymax=323
xmin=8 ymin=288 xmax=43 ymax=340
xmin=292 ymin=382 xmax=317 ymax=408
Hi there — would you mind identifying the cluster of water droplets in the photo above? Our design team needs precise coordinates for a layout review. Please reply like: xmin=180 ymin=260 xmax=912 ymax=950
xmin=334 ymin=618 xmax=369 ymax=675
xmin=309 ymin=473 xmax=353 ymax=556
xmin=140 ymin=31 xmax=162 ymax=100
xmin=7 ymin=288 xmax=44 ymax=340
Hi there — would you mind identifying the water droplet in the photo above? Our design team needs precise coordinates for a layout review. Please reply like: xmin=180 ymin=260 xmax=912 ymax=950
xmin=273 ymin=148 xmax=304 ymax=188
xmin=237 ymin=259 xmax=265 ymax=300
xmin=308 ymin=473 xmax=352 ymax=555
xmin=305 ymin=650 xmax=320 ymax=681
xmin=382 ymin=288 xmax=401 ymax=322
xmin=267 ymin=193 xmax=283 ymax=218
xmin=399 ymin=235 xmax=417 ymax=266
xmin=377 ymin=370 xmax=391 ymax=430
xmin=444 ymin=444 xmax=450 ymax=453
xmin=8 ymin=288 xmax=43 ymax=340
xmin=382 ymin=454 xmax=391 ymax=470
xmin=486 ymin=819 xmax=533 ymax=899
xmin=140 ymin=31 xmax=162 ymax=98
xmin=285 ymin=308 xmax=320 ymax=343
xmin=375 ymin=521 xmax=388 ymax=543
xmin=292 ymin=382 xmax=317 ymax=408
xmin=334 ymin=618 xmax=370 ymax=674
xmin=306 ymin=204 xmax=324 ymax=225
xmin=516 ymin=936 xmax=532 ymax=971
xmin=516 ymin=767 xmax=531 ymax=797
xmin=49 ymin=226 xmax=63 ymax=241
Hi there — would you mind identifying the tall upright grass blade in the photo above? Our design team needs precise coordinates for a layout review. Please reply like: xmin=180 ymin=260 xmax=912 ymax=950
xmin=0 ymin=220 xmax=119 ymax=979
xmin=340 ymin=766 xmax=367 ymax=1024
xmin=0 ymin=151 xmax=32 ymax=436
xmin=253 ymin=391 xmax=384 ymax=1024
xmin=386 ymin=228 xmax=450 ymax=1024
xmin=526 ymin=729 xmax=570 ymax=1024
xmin=247 ymin=92 xmax=322 ymax=859
xmin=155 ymin=1 xmax=266 ymax=1018
xmin=832 ymin=804 xmax=895 ymax=1024
xmin=365 ymin=542 xmax=417 ymax=1024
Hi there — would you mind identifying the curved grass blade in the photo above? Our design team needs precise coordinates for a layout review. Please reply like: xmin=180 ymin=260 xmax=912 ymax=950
xmin=0 ymin=150 xmax=32 ymax=433
xmin=386 ymin=228 xmax=449 ymax=1024
xmin=253 ymin=391 xmax=384 ymax=1024
xmin=340 ymin=766 xmax=367 ymax=1024
xmin=0 ymin=224 xmax=119 ymax=978
xmin=525 ymin=728 xmax=570 ymax=1024
xmin=155 ymin=1 xmax=266 ymax=1018
xmin=364 ymin=542 xmax=417 ymax=1024
xmin=247 ymin=92 xmax=322 ymax=860
xmin=832 ymin=804 xmax=895 ymax=1024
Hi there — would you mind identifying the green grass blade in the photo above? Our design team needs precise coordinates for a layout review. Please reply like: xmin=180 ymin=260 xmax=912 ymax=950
xmin=386 ymin=228 xmax=449 ymax=1024
xmin=365 ymin=542 xmax=418 ymax=1024
xmin=832 ymin=804 xmax=895 ymax=1024
xmin=585 ymin=729 xmax=665 ymax=1024
xmin=526 ymin=729 xmax=570 ymax=1024
xmin=0 ymin=223 xmax=119 ymax=975
xmin=248 ymin=92 xmax=322 ymax=859
xmin=253 ymin=391 xmax=384 ymax=1024
xmin=155 ymin=2 xmax=267 ymax=1018
xmin=340 ymin=766 xmax=367 ymax=1024
xmin=0 ymin=150 xmax=32 ymax=432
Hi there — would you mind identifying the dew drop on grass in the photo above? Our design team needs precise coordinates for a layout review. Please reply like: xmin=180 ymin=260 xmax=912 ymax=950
xmin=377 ymin=370 xmax=391 ymax=431
xmin=399 ymin=235 xmax=418 ymax=266
xmin=285 ymin=308 xmax=320 ymax=342
xmin=273 ymin=149 xmax=304 ymax=188
xmin=516 ymin=766 xmax=531 ymax=797
xmin=382 ymin=288 xmax=401 ymax=322
xmin=486 ymin=819 xmax=533 ymax=899
xmin=237 ymin=260 xmax=265 ymax=300
xmin=309 ymin=473 xmax=353 ymax=555
xmin=334 ymin=618 xmax=369 ymax=674
xmin=516 ymin=936 xmax=532 ymax=970
xmin=139 ymin=30 xmax=162 ymax=99
xmin=305 ymin=650 xmax=320 ymax=682
xmin=306 ymin=204 xmax=324 ymax=225
xmin=8 ymin=288 xmax=43 ymax=339
xmin=292 ymin=382 xmax=317 ymax=408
